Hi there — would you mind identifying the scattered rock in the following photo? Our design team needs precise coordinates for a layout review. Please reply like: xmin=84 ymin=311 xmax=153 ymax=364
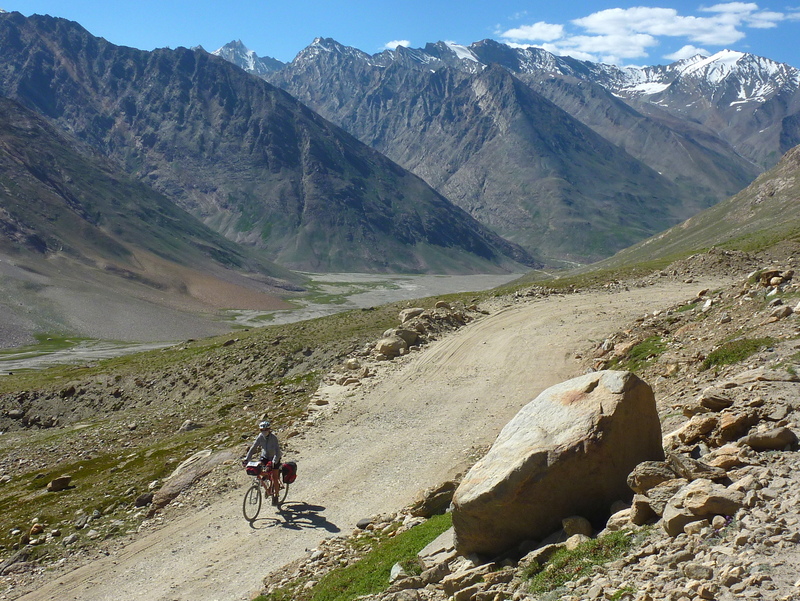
xmin=47 ymin=475 xmax=72 ymax=492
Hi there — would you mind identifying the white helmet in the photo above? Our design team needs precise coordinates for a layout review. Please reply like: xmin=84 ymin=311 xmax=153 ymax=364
xmin=258 ymin=420 xmax=271 ymax=430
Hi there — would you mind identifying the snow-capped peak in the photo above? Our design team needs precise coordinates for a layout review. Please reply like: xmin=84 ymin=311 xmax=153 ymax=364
xmin=212 ymin=40 xmax=284 ymax=75
xmin=678 ymin=50 xmax=747 ymax=82
xmin=444 ymin=41 xmax=478 ymax=63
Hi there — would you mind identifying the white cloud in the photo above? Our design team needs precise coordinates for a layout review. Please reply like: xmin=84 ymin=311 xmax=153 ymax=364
xmin=501 ymin=21 xmax=564 ymax=42
xmin=497 ymin=2 xmax=794 ymax=66
xmin=664 ymin=44 xmax=710 ymax=61
xmin=702 ymin=2 xmax=759 ymax=15
xmin=383 ymin=40 xmax=410 ymax=50
xmin=744 ymin=11 xmax=784 ymax=28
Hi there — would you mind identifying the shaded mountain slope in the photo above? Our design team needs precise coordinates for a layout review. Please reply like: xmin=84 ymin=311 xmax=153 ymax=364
xmin=0 ymin=95 xmax=306 ymax=344
xmin=267 ymin=40 xmax=696 ymax=264
xmin=0 ymin=12 xmax=532 ymax=273
xmin=464 ymin=39 xmax=761 ymax=202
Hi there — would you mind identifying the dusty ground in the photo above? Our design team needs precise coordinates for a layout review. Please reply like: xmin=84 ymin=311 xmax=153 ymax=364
xmin=8 ymin=275 xmax=731 ymax=601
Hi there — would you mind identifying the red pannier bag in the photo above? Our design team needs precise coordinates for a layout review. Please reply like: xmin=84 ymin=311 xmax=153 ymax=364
xmin=281 ymin=461 xmax=297 ymax=484
xmin=245 ymin=461 xmax=262 ymax=476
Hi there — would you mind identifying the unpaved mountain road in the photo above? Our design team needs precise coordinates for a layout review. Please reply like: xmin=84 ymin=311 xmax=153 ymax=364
xmin=16 ymin=278 xmax=726 ymax=601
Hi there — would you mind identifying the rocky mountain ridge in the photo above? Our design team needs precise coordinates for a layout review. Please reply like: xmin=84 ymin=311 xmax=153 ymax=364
xmin=259 ymin=38 xmax=710 ymax=264
xmin=216 ymin=37 xmax=799 ymax=263
xmin=0 ymin=12 xmax=532 ymax=274
xmin=222 ymin=37 xmax=800 ymax=168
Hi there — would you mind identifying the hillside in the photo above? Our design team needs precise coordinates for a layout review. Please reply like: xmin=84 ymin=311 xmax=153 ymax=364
xmin=0 ymin=12 xmax=534 ymax=274
xmin=0 ymin=96 xmax=301 ymax=347
xmin=596 ymin=143 xmax=800 ymax=270
xmin=263 ymin=39 xmax=714 ymax=264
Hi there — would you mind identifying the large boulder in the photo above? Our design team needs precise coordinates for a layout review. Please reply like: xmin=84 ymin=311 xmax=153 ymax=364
xmin=451 ymin=371 xmax=664 ymax=556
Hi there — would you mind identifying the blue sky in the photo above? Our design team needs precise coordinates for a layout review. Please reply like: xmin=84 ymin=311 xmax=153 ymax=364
xmin=7 ymin=1 xmax=800 ymax=67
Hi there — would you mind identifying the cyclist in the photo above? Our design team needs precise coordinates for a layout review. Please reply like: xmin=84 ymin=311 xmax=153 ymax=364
xmin=243 ymin=420 xmax=283 ymax=504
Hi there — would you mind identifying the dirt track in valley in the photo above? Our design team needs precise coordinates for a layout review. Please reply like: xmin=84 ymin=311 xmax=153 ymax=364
xmin=15 ymin=277 xmax=728 ymax=601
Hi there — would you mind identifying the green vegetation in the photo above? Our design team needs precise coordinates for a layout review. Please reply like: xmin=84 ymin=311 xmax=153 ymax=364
xmin=501 ymin=258 xmax=676 ymax=292
xmin=523 ymin=529 xmax=638 ymax=595
xmin=702 ymin=337 xmax=776 ymax=370
xmin=610 ymin=336 xmax=668 ymax=374
xmin=257 ymin=513 xmax=452 ymax=601
xmin=609 ymin=585 xmax=637 ymax=600
xmin=719 ymin=225 xmax=800 ymax=254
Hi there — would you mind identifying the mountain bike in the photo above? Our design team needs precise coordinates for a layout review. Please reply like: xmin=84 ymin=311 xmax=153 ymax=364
xmin=242 ymin=461 xmax=289 ymax=521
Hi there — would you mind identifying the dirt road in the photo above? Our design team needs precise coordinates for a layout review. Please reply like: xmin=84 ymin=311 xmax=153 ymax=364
xmin=17 ymin=278 xmax=723 ymax=601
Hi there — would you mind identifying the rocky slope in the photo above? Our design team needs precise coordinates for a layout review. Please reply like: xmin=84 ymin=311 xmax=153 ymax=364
xmin=1 ymin=246 xmax=798 ymax=601
xmin=0 ymin=12 xmax=533 ymax=273
xmin=253 ymin=248 xmax=800 ymax=601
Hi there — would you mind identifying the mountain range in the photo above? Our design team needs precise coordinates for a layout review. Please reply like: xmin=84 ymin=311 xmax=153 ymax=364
xmin=217 ymin=37 xmax=800 ymax=263
xmin=0 ymin=12 xmax=532 ymax=275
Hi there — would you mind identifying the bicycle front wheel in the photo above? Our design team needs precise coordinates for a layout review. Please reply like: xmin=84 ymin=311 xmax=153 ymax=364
xmin=242 ymin=482 xmax=262 ymax=521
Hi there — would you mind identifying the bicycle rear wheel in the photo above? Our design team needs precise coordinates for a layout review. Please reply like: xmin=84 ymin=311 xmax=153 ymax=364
xmin=242 ymin=482 xmax=262 ymax=521
xmin=278 ymin=481 xmax=289 ymax=504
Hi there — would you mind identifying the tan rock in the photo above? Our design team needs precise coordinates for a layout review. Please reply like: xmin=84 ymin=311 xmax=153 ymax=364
xmin=452 ymin=371 xmax=663 ymax=556
xmin=704 ymin=444 xmax=754 ymax=469
xmin=677 ymin=415 xmax=718 ymax=444
xmin=666 ymin=453 xmax=727 ymax=482
xmin=630 ymin=494 xmax=657 ymax=525
xmin=605 ymin=508 xmax=633 ymax=531
xmin=375 ymin=336 xmax=407 ymax=357
xmin=662 ymin=478 xmax=744 ymax=536
xmin=627 ymin=461 xmax=676 ymax=494
xmin=716 ymin=411 xmax=759 ymax=443
xmin=647 ymin=479 xmax=689 ymax=516
xmin=562 ymin=515 xmax=593 ymax=537
xmin=47 ymin=475 xmax=72 ymax=492
xmin=399 ymin=307 xmax=424 ymax=323
xmin=740 ymin=427 xmax=798 ymax=451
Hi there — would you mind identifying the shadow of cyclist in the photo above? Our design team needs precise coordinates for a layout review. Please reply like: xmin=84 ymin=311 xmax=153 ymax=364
xmin=247 ymin=501 xmax=340 ymax=533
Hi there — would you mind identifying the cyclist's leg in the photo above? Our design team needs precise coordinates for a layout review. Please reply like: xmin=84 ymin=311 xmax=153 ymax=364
xmin=270 ymin=468 xmax=281 ymax=504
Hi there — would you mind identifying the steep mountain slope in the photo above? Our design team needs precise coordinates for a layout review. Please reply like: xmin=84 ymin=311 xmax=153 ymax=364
xmin=460 ymin=40 xmax=760 ymax=200
xmin=599 ymin=143 xmax=800 ymax=268
xmin=0 ymin=95 xmax=303 ymax=345
xmin=264 ymin=39 xmax=699 ymax=264
xmin=246 ymin=38 xmax=798 ymax=234
xmin=0 ymin=12 xmax=532 ymax=274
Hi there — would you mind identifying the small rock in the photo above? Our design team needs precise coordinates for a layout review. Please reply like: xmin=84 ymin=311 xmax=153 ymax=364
xmin=178 ymin=420 xmax=203 ymax=432
xmin=47 ymin=475 xmax=72 ymax=492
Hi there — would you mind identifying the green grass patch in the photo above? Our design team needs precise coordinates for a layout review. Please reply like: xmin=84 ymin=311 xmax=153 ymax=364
xmin=675 ymin=300 xmax=699 ymax=313
xmin=607 ymin=336 xmax=667 ymax=374
xmin=258 ymin=513 xmax=452 ymax=601
xmin=702 ymin=337 xmax=776 ymax=370
xmin=523 ymin=529 xmax=636 ymax=595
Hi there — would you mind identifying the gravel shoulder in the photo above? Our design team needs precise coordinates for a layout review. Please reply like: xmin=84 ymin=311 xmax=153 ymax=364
xmin=14 ymin=277 xmax=729 ymax=601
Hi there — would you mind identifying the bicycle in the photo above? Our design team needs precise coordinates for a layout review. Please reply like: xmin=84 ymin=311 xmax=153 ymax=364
xmin=242 ymin=460 xmax=289 ymax=521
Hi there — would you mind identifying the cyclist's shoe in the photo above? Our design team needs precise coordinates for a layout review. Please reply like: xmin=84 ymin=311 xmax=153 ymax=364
xmin=271 ymin=495 xmax=278 ymax=506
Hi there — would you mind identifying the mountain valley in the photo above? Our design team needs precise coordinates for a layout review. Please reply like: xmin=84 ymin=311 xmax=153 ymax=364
xmin=0 ymin=8 xmax=800 ymax=601
xmin=219 ymin=36 xmax=799 ymax=263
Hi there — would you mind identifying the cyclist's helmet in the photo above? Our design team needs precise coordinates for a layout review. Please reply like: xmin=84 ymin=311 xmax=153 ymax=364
xmin=258 ymin=420 xmax=271 ymax=430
